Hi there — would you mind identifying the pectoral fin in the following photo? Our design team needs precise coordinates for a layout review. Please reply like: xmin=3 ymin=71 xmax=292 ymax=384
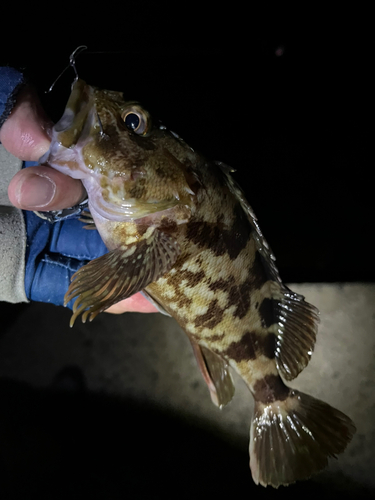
xmin=191 ymin=341 xmax=235 ymax=409
xmin=65 ymin=227 xmax=180 ymax=326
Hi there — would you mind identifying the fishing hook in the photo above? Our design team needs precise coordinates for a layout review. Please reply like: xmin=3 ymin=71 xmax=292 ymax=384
xmin=46 ymin=45 xmax=88 ymax=93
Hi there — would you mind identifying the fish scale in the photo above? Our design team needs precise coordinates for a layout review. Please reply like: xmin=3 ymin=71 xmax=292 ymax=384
xmin=40 ymin=77 xmax=355 ymax=488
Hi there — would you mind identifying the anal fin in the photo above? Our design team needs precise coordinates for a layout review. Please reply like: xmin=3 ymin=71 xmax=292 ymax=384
xmin=190 ymin=341 xmax=235 ymax=409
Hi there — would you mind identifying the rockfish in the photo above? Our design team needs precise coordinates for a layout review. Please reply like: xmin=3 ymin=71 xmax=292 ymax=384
xmin=40 ymin=78 xmax=355 ymax=487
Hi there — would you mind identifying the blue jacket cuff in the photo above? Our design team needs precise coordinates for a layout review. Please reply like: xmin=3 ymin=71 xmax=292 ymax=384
xmin=0 ymin=67 xmax=25 ymax=129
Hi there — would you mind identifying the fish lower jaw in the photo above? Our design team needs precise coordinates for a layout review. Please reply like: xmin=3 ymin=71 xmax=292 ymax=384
xmin=89 ymin=197 xmax=137 ymax=222
xmin=80 ymin=177 xmax=135 ymax=222
xmin=84 ymin=181 xmax=183 ymax=223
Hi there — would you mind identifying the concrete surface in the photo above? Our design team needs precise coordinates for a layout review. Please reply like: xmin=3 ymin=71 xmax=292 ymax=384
xmin=0 ymin=283 xmax=374 ymax=498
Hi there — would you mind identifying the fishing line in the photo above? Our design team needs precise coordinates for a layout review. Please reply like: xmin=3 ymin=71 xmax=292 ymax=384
xmin=45 ymin=47 xmax=135 ymax=94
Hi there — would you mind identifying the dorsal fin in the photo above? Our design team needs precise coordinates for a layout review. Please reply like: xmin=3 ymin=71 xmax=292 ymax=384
xmin=215 ymin=161 xmax=280 ymax=283
xmin=272 ymin=286 xmax=320 ymax=380
xmin=217 ymin=161 xmax=320 ymax=379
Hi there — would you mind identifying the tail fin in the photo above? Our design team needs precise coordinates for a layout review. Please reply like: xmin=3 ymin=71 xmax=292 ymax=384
xmin=249 ymin=389 xmax=355 ymax=488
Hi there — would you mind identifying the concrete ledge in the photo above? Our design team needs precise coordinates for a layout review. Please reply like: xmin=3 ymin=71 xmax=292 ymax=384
xmin=0 ymin=283 xmax=374 ymax=492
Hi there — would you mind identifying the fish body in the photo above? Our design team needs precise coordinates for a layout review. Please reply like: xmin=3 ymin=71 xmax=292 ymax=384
xmin=41 ymin=79 xmax=355 ymax=487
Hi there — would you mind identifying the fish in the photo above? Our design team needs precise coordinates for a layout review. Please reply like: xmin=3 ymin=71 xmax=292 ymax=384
xmin=40 ymin=77 xmax=355 ymax=488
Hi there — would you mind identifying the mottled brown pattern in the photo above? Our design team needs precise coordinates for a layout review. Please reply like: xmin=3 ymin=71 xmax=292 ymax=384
xmin=260 ymin=333 xmax=276 ymax=359
xmin=158 ymin=218 xmax=178 ymax=234
xmin=224 ymin=330 xmax=276 ymax=363
xmin=208 ymin=276 xmax=236 ymax=293
xmin=194 ymin=299 xmax=224 ymax=329
xmin=161 ymin=148 xmax=187 ymax=173
xmin=179 ymin=268 xmax=206 ymax=286
xmin=103 ymin=124 xmax=149 ymax=165
xmin=175 ymin=294 xmax=193 ymax=309
xmin=206 ymin=252 xmax=265 ymax=305
xmin=186 ymin=221 xmax=222 ymax=253
xmin=224 ymin=331 xmax=257 ymax=362
xmin=135 ymin=224 xmax=149 ymax=237
xmin=258 ymin=298 xmax=276 ymax=328
xmin=209 ymin=333 xmax=225 ymax=342
xmin=253 ymin=374 xmax=290 ymax=404
xmin=207 ymin=253 xmax=267 ymax=320
xmin=248 ymin=251 xmax=269 ymax=291
xmin=186 ymin=204 xmax=252 ymax=261
xmin=129 ymin=177 xmax=147 ymax=198
xmin=194 ymin=255 xmax=204 ymax=267
xmin=154 ymin=165 xmax=172 ymax=178
xmin=226 ymin=204 xmax=253 ymax=260
xmin=227 ymin=281 xmax=252 ymax=319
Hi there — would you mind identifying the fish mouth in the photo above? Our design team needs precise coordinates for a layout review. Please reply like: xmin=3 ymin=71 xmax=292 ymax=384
xmin=53 ymin=79 xmax=95 ymax=148
xmin=39 ymin=79 xmax=99 ymax=181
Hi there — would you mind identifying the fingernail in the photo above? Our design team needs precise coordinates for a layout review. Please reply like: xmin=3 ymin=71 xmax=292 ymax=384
xmin=17 ymin=174 xmax=56 ymax=208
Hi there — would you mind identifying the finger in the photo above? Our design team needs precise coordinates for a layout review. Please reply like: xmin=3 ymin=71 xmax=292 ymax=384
xmin=0 ymin=85 xmax=52 ymax=161
xmin=105 ymin=293 xmax=158 ymax=314
xmin=8 ymin=165 xmax=86 ymax=210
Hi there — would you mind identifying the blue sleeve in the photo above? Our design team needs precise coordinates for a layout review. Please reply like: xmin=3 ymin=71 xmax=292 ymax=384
xmin=24 ymin=210 xmax=108 ymax=309
xmin=23 ymin=162 xmax=108 ymax=309
xmin=0 ymin=67 xmax=25 ymax=129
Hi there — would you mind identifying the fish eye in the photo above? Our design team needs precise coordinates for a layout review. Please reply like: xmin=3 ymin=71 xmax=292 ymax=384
xmin=121 ymin=106 xmax=149 ymax=135
xmin=124 ymin=113 xmax=140 ymax=130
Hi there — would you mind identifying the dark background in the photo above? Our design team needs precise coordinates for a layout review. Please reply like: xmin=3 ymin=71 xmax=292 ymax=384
xmin=1 ymin=8 xmax=373 ymax=499
xmin=2 ymin=10 xmax=372 ymax=282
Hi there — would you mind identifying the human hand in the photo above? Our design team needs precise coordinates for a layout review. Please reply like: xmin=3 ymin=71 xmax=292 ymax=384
xmin=1 ymin=85 xmax=157 ymax=314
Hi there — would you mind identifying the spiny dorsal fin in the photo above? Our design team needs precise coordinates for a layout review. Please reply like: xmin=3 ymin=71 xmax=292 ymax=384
xmin=217 ymin=162 xmax=320 ymax=379
xmin=216 ymin=161 xmax=281 ymax=284
xmin=190 ymin=341 xmax=235 ymax=409
xmin=65 ymin=227 xmax=180 ymax=326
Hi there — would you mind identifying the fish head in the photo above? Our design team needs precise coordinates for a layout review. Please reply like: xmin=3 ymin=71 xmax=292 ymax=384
xmin=42 ymin=79 xmax=198 ymax=220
